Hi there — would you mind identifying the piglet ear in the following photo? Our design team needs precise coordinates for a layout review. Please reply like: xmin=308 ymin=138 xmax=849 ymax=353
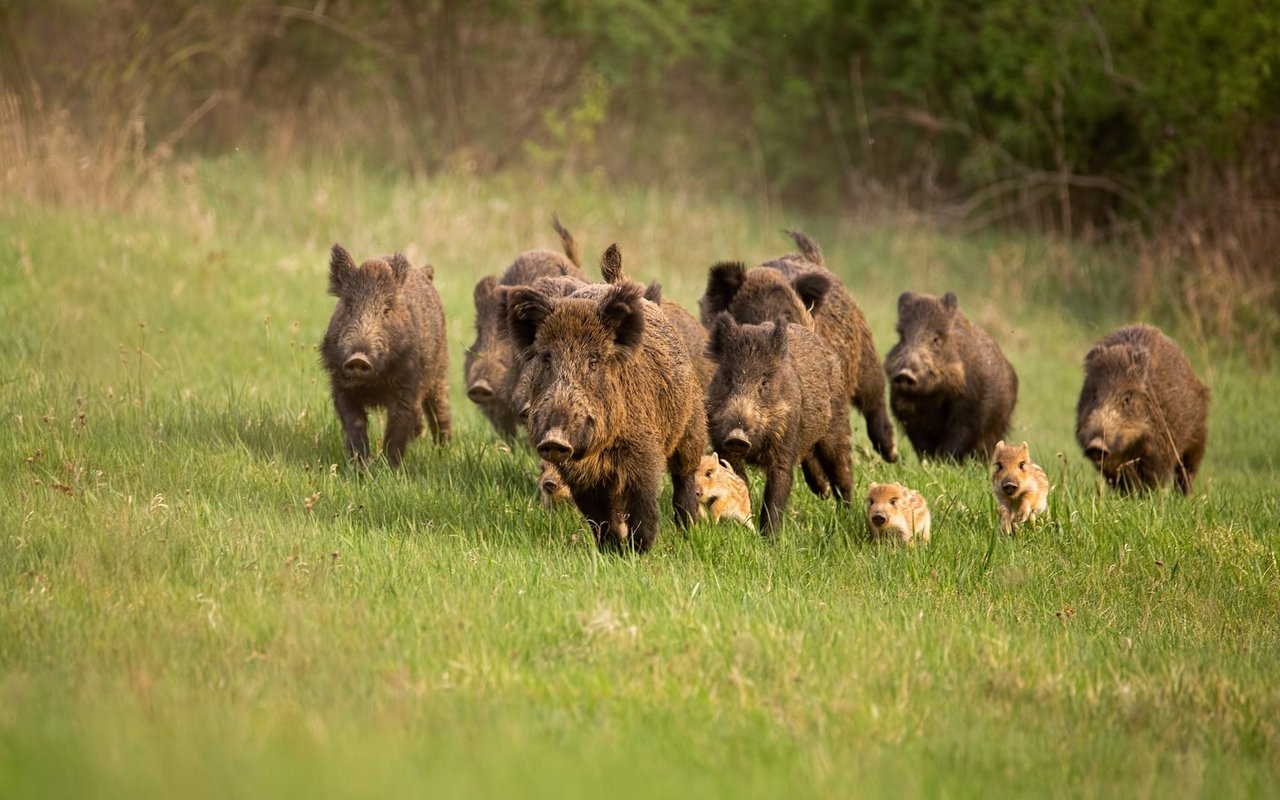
xmin=768 ymin=317 xmax=790 ymax=356
xmin=994 ymin=440 xmax=1005 ymax=452
xmin=387 ymin=253 xmax=411 ymax=285
xmin=599 ymin=281 xmax=645 ymax=354
xmin=508 ymin=286 xmax=554 ymax=351
xmin=897 ymin=291 xmax=915 ymax=314
xmin=701 ymin=261 xmax=747 ymax=323
xmin=600 ymin=243 xmax=626 ymax=285
xmin=329 ymin=243 xmax=357 ymax=295
xmin=709 ymin=311 xmax=737 ymax=358
xmin=942 ymin=292 xmax=959 ymax=313
xmin=792 ymin=272 xmax=831 ymax=314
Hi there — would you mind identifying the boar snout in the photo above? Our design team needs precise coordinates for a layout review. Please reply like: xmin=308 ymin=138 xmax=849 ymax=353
xmin=467 ymin=379 xmax=495 ymax=402
xmin=1084 ymin=437 xmax=1109 ymax=463
xmin=541 ymin=478 xmax=560 ymax=494
xmin=1001 ymin=480 xmax=1019 ymax=496
xmin=870 ymin=512 xmax=887 ymax=527
xmin=892 ymin=368 xmax=918 ymax=389
xmin=721 ymin=428 xmax=751 ymax=456
xmin=343 ymin=353 xmax=374 ymax=378
xmin=537 ymin=429 xmax=574 ymax=463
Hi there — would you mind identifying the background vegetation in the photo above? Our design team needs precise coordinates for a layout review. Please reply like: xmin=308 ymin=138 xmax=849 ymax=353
xmin=1 ymin=2 xmax=1278 ymax=797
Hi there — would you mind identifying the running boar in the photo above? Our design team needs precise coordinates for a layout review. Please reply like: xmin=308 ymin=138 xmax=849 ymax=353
xmin=465 ymin=217 xmax=586 ymax=437
xmin=321 ymin=244 xmax=451 ymax=467
xmin=885 ymin=291 xmax=1018 ymax=461
xmin=1075 ymin=324 xmax=1209 ymax=494
xmin=705 ymin=313 xmax=853 ymax=535
xmin=508 ymin=254 xmax=707 ymax=553
xmin=865 ymin=482 xmax=931 ymax=544
xmin=991 ymin=440 xmax=1050 ymax=533
xmin=699 ymin=231 xmax=898 ymax=463
xmin=695 ymin=453 xmax=754 ymax=529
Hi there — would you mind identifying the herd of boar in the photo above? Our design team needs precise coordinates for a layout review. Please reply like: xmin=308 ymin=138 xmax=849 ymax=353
xmin=321 ymin=220 xmax=1210 ymax=554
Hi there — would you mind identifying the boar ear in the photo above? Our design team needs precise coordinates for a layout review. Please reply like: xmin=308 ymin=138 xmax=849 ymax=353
xmin=897 ymin=291 xmax=915 ymax=314
xmin=792 ymin=272 xmax=831 ymax=314
xmin=387 ymin=253 xmax=411 ymax=285
xmin=719 ymin=457 xmax=733 ymax=472
xmin=768 ymin=318 xmax=791 ymax=356
xmin=599 ymin=282 xmax=645 ymax=353
xmin=474 ymin=275 xmax=498 ymax=305
xmin=702 ymin=261 xmax=747 ymax=320
xmin=600 ymin=243 xmax=626 ymax=285
xmin=644 ymin=281 xmax=663 ymax=303
xmin=785 ymin=230 xmax=824 ymax=265
xmin=508 ymin=286 xmax=554 ymax=350
xmin=329 ymin=243 xmax=357 ymax=295
xmin=1128 ymin=347 xmax=1150 ymax=377
xmin=942 ymin=292 xmax=959 ymax=313
xmin=994 ymin=440 xmax=1005 ymax=452
xmin=709 ymin=311 xmax=737 ymax=357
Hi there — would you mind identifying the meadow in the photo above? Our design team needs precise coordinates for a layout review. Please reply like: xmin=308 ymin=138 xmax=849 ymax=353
xmin=1 ymin=155 xmax=1277 ymax=798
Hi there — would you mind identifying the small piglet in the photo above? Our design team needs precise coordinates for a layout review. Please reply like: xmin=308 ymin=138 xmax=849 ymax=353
xmin=706 ymin=313 xmax=853 ymax=535
xmin=321 ymin=244 xmax=451 ymax=467
xmin=1076 ymin=323 xmax=1209 ymax=493
xmin=538 ymin=460 xmax=573 ymax=508
xmin=865 ymin=482 xmax=931 ymax=544
xmin=695 ymin=454 xmax=753 ymax=530
xmin=991 ymin=440 xmax=1049 ymax=534
xmin=885 ymin=291 xmax=1018 ymax=461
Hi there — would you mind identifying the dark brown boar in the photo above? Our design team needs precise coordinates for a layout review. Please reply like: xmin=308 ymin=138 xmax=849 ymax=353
xmin=1076 ymin=323 xmax=1209 ymax=494
xmin=508 ymin=252 xmax=706 ymax=553
xmin=705 ymin=312 xmax=854 ymax=535
xmin=884 ymin=291 xmax=1018 ymax=461
xmin=320 ymin=244 xmax=451 ymax=467
xmin=465 ymin=218 xmax=587 ymax=437
xmin=699 ymin=231 xmax=898 ymax=463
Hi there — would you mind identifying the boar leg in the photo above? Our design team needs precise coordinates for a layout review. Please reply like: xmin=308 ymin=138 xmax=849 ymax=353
xmin=382 ymin=400 xmax=421 ymax=468
xmin=571 ymin=485 xmax=616 ymax=551
xmin=936 ymin=420 xmax=979 ymax=461
xmin=334 ymin=393 xmax=371 ymax=467
xmin=760 ymin=462 xmax=795 ymax=536
xmin=1175 ymin=439 xmax=1205 ymax=495
xmin=814 ymin=437 xmax=854 ymax=505
xmin=423 ymin=377 xmax=453 ymax=443
xmin=667 ymin=429 xmax=705 ymax=530
xmin=624 ymin=479 xmax=663 ymax=554
xmin=860 ymin=396 xmax=899 ymax=464
xmin=800 ymin=456 xmax=830 ymax=498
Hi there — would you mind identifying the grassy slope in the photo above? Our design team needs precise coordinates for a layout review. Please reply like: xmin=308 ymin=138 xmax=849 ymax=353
xmin=1 ymin=156 xmax=1277 ymax=798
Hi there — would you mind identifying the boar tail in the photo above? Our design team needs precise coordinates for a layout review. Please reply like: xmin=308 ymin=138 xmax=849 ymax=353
xmin=785 ymin=230 xmax=824 ymax=266
xmin=552 ymin=213 xmax=582 ymax=269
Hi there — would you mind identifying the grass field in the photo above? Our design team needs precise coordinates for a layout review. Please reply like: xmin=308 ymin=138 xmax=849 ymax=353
xmin=2 ymin=155 xmax=1278 ymax=798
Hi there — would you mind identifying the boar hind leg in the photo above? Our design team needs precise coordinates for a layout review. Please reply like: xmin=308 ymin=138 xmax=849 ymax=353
xmin=1176 ymin=439 xmax=1206 ymax=495
xmin=382 ymin=401 xmax=421 ymax=468
xmin=423 ymin=377 xmax=453 ymax=443
xmin=801 ymin=456 xmax=830 ymax=498
xmin=335 ymin=393 xmax=371 ymax=467
xmin=760 ymin=463 xmax=795 ymax=536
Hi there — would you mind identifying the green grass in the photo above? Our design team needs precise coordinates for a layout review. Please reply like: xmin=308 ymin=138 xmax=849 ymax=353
xmin=1 ymin=155 xmax=1278 ymax=798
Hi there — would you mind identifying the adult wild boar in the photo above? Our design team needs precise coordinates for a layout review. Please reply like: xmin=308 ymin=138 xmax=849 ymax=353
xmin=321 ymin=244 xmax=450 ymax=467
xmin=1076 ymin=323 xmax=1209 ymax=494
xmin=705 ymin=313 xmax=853 ymax=534
xmin=508 ymin=248 xmax=706 ymax=553
xmin=465 ymin=216 xmax=586 ymax=437
xmin=885 ymin=291 xmax=1017 ymax=461
xmin=699 ymin=231 xmax=897 ymax=463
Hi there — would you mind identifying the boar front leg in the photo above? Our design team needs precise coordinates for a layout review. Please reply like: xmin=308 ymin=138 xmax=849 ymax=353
xmin=382 ymin=399 xmax=421 ymax=468
xmin=624 ymin=478 xmax=663 ymax=554
xmin=760 ymin=460 xmax=795 ymax=536
xmin=335 ymin=393 xmax=371 ymax=467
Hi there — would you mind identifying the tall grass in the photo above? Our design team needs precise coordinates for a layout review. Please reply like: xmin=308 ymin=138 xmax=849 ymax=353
xmin=0 ymin=155 xmax=1277 ymax=798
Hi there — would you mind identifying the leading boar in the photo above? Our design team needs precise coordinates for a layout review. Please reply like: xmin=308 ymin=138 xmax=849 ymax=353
xmin=508 ymin=248 xmax=706 ymax=553
xmin=320 ymin=244 xmax=451 ymax=467
xmin=1075 ymin=323 xmax=1209 ymax=494
xmin=885 ymin=291 xmax=1017 ymax=461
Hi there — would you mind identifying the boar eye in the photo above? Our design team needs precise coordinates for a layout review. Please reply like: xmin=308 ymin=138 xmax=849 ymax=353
xmin=889 ymin=497 xmax=897 ymax=506
xmin=1018 ymin=461 xmax=1026 ymax=470
xmin=587 ymin=356 xmax=600 ymax=371
xmin=383 ymin=302 xmax=394 ymax=316
xmin=1122 ymin=391 xmax=1133 ymax=407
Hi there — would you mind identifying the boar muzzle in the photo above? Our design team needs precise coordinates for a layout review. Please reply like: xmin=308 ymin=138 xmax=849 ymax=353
xmin=870 ymin=512 xmax=887 ymax=527
xmin=537 ymin=429 xmax=574 ymax=463
xmin=467 ymin=379 xmax=495 ymax=402
xmin=541 ymin=478 xmax=560 ymax=494
xmin=343 ymin=353 xmax=374 ymax=378
xmin=891 ymin=369 xmax=918 ymax=389
xmin=1001 ymin=480 xmax=1019 ymax=496
xmin=1084 ymin=437 xmax=1109 ymax=463
xmin=721 ymin=428 xmax=751 ymax=456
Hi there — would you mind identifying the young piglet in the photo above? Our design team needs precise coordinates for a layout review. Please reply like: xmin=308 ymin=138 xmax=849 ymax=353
xmin=694 ymin=454 xmax=753 ymax=530
xmin=991 ymin=440 xmax=1050 ymax=534
xmin=538 ymin=460 xmax=573 ymax=508
xmin=865 ymin=482 xmax=931 ymax=545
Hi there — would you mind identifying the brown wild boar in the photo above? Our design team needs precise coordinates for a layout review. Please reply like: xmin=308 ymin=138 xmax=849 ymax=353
xmin=465 ymin=217 xmax=586 ymax=437
xmin=321 ymin=244 xmax=450 ymax=467
xmin=694 ymin=453 xmax=754 ymax=529
xmin=885 ymin=291 xmax=1018 ymax=461
xmin=508 ymin=248 xmax=707 ymax=553
xmin=865 ymin=482 xmax=931 ymax=544
xmin=705 ymin=313 xmax=853 ymax=535
xmin=991 ymin=440 xmax=1050 ymax=534
xmin=1076 ymin=324 xmax=1209 ymax=494
xmin=699 ymin=231 xmax=897 ymax=463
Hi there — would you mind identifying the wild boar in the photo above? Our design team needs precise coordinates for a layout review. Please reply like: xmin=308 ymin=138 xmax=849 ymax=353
xmin=1076 ymin=323 xmax=1209 ymax=494
xmin=705 ymin=312 xmax=853 ymax=535
xmin=699 ymin=231 xmax=898 ymax=463
xmin=991 ymin=440 xmax=1050 ymax=533
xmin=320 ymin=244 xmax=450 ymax=467
xmin=885 ymin=291 xmax=1018 ymax=461
xmin=508 ymin=250 xmax=706 ymax=553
